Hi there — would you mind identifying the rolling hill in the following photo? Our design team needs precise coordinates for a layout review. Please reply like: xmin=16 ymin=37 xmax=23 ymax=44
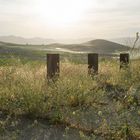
xmin=0 ymin=39 xmax=130 ymax=61
xmin=42 ymin=39 xmax=130 ymax=54
xmin=81 ymin=39 xmax=130 ymax=53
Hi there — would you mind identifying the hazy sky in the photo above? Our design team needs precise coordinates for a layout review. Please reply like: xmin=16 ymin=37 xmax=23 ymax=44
xmin=0 ymin=0 xmax=140 ymax=39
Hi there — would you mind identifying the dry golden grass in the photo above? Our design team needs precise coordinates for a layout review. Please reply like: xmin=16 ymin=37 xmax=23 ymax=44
xmin=0 ymin=59 xmax=140 ymax=139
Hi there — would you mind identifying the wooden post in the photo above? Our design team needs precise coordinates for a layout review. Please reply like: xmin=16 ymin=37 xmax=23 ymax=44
xmin=120 ymin=53 xmax=129 ymax=69
xmin=88 ymin=53 xmax=98 ymax=75
xmin=47 ymin=54 xmax=60 ymax=80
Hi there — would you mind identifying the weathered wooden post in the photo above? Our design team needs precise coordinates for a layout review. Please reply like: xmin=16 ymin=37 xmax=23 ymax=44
xmin=88 ymin=53 xmax=98 ymax=75
xmin=120 ymin=53 xmax=129 ymax=69
xmin=47 ymin=54 xmax=60 ymax=80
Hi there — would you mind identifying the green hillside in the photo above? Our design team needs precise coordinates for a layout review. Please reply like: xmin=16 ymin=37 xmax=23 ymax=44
xmin=0 ymin=39 xmax=130 ymax=63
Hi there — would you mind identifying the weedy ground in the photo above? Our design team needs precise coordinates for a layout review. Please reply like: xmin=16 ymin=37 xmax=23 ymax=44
xmin=0 ymin=58 xmax=140 ymax=140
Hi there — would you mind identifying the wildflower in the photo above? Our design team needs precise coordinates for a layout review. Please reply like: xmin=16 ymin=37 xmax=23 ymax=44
xmin=98 ymin=111 xmax=102 ymax=116
xmin=72 ymin=111 xmax=76 ymax=115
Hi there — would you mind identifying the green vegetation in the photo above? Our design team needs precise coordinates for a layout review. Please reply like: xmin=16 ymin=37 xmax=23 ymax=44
xmin=0 ymin=39 xmax=130 ymax=60
xmin=0 ymin=57 xmax=140 ymax=139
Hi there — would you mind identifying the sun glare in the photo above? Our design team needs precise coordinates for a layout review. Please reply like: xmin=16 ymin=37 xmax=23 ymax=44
xmin=37 ymin=0 xmax=92 ymax=26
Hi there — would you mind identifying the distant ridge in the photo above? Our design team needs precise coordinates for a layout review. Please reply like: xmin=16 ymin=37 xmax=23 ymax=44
xmin=82 ymin=39 xmax=128 ymax=47
xmin=0 ymin=38 xmax=130 ymax=55
xmin=51 ymin=39 xmax=130 ymax=54
xmin=0 ymin=35 xmax=56 ymax=45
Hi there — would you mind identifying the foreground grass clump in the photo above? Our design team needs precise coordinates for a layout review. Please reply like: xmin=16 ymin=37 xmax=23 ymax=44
xmin=0 ymin=59 xmax=140 ymax=139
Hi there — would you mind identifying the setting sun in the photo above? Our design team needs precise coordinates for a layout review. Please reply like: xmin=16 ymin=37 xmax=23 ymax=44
xmin=37 ymin=0 xmax=92 ymax=26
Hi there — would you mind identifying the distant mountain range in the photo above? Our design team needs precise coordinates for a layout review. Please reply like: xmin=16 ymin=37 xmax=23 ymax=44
xmin=0 ymin=38 xmax=130 ymax=54
xmin=0 ymin=35 xmax=56 ymax=45
xmin=0 ymin=35 xmax=139 ymax=48
xmin=43 ymin=39 xmax=130 ymax=54
xmin=0 ymin=38 xmax=131 ymax=61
